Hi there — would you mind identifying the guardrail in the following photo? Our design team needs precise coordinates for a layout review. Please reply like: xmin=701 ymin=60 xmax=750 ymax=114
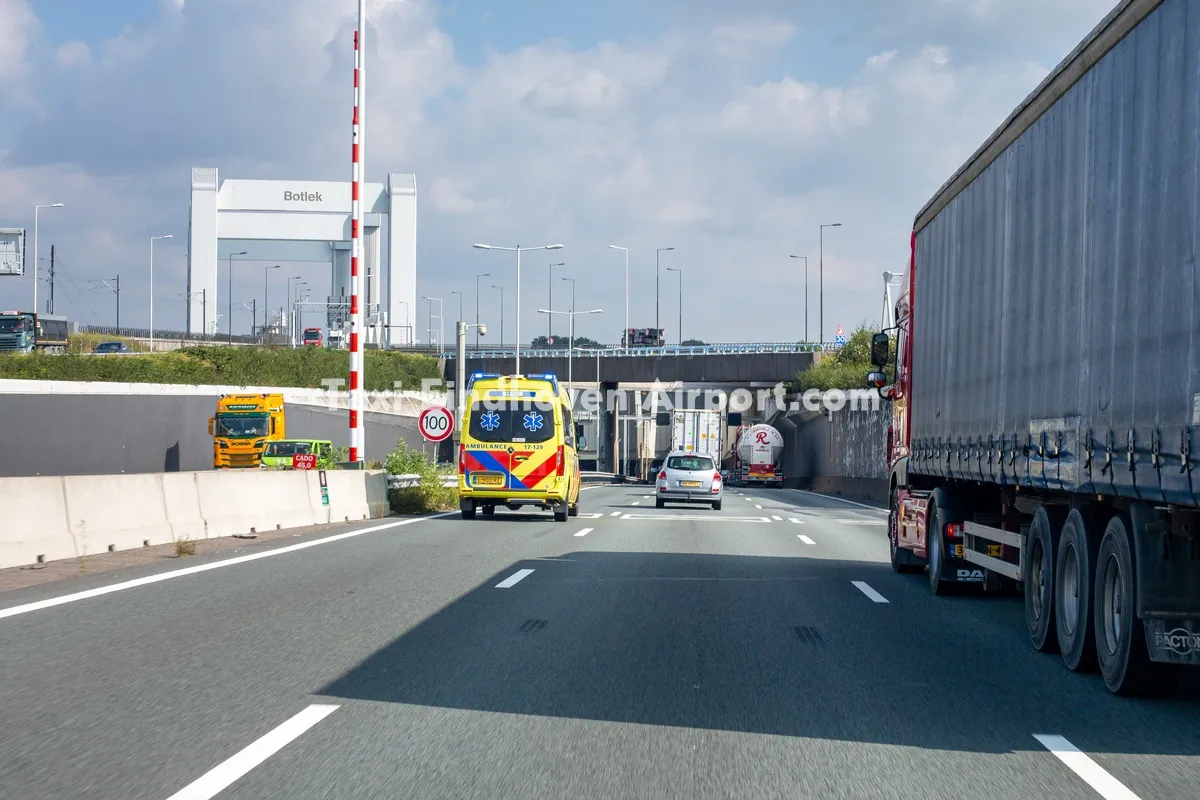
xmin=437 ymin=342 xmax=837 ymax=359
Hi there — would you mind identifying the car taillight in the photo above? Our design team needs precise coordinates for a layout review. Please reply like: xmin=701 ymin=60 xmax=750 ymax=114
xmin=713 ymin=472 xmax=721 ymax=481
xmin=556 ymin=445 xmax=565 ymax=476
xmin=657 ymin=470 xmax=666 ymax=480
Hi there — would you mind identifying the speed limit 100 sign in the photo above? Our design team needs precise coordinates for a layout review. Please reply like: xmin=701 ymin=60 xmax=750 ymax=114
xmin=418 ymin=405 xmax=454 ymax=442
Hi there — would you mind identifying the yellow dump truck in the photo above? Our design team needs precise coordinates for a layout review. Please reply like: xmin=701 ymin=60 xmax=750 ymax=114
xmin=209 ymin=393 xmax=286 ymax=468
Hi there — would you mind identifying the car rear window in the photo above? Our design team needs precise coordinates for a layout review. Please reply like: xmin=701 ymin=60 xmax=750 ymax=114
xmin=467 ymin=400 xmax=556 ymax=443
xmin=667 ymin=455 xmax=714 ymax=471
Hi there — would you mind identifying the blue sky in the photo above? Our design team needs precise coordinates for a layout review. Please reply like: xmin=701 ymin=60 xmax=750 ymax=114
xmin=1 ymin=0 xmax=1116 ymax=341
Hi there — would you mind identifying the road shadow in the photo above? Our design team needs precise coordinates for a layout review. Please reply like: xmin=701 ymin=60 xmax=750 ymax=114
xmin=318 ymin=550 xmax=1200 ymax=755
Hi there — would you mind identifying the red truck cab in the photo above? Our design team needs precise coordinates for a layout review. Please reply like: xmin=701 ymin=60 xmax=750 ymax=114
xmin=302 ymin=327 xmax=322 ymax=347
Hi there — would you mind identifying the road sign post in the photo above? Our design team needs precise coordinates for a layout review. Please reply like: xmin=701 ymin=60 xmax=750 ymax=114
xmin=834 ymin=324 xmax=846 ymax=348
xmin=419 ymin=405 xmax=454 ymax=443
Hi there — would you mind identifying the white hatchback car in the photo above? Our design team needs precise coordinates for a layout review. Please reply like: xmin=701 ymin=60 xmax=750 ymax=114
xmin=656 ymin=450 xmax=722 ymax=510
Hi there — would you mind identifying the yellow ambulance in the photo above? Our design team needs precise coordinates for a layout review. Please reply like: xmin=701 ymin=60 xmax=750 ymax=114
xmin=457 ymin=372 xmax=581 ymax=521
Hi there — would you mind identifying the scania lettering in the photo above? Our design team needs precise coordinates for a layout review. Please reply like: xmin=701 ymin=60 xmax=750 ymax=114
xmin=871 ymin=0 xmax=1200 ymax=696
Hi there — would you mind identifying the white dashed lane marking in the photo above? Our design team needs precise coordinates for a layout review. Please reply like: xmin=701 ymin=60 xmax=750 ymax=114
xmin=496 ymin=569 xmax=535 ymax=588
xmin=851 ymin=581 xmax=889 ymax=603
xmin=1033 ymin=735 xmax=1142 ymax=800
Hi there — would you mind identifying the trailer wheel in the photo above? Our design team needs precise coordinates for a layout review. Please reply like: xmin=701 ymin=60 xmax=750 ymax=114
xmin=927 ymin=506 xmax=950 ymax=595
xmin=889 ymin=487 xmax=922 ymax=574
xmin=1025 ymin=506 xmax=1066 ymax=653
xmin=1055 ymin=508 xmax=1098 ymax=671
xmin=1094 ymin=514 xmax=1172 ymax=695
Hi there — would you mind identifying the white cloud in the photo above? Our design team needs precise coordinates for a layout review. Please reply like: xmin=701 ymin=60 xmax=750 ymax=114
xmin=55 ymin=41 xmax=90 ymax=70
xmin=0 ymin=0 xmax=1119 ymax=342
xmin=0 ymin=0 xmax=37 ymax=82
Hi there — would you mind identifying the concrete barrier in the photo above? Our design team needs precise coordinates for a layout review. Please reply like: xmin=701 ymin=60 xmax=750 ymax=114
xmin=1 ymin=477 xmax=72 ymax=565
xmin=0 ymin=469 xmax=392 ymax=570
xmin=62 ymin=473 xmax=174 ymax=557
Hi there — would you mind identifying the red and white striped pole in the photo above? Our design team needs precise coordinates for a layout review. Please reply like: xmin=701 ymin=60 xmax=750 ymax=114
xmin=348 ymin=0 xmax=366 ymax=463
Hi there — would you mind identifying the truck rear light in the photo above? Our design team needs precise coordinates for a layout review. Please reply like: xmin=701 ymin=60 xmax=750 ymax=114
xmin=946 ymin=521 xmax=963 ymax=538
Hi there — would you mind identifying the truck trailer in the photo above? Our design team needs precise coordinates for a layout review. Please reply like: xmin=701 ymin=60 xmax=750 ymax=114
xmin=731 ymin=423 xmax=785 ymax=487
xmin=872 ymin=0 xmax=1200 ymax=696
xmin=671 ymin=409 xmax=723 ymax=462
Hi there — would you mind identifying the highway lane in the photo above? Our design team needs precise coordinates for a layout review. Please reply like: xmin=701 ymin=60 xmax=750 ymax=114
xmin=1 ymin=484 xmax=1199 ymax=798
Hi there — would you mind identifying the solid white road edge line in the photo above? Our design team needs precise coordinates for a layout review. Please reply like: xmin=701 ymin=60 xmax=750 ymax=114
xmin=496 ymin=568 xmax=535 ymax=588
xmin=164 ymin=704 xmax=339 ymax=800
xmin=798 ymin=535 xmax=815 ymax=545
xmin=1032 ymin=735 xmax=1142 ymax=800
xmin=574 ymin=528 xmax=594 ymax=537
xmin=851 ymin=581 xmax=889 ymax=603
xmin=0 ymin=513 xmax=457 ymax=622
xmin=786 ymin=488 xmax=886 ymax=512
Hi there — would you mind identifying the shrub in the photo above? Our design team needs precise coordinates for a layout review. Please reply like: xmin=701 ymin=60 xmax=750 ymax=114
xmin=0 ymin=345 xmax=443 ymax=390
xmin=385 ymin=438 xmax=457 ymax=514
xmin=791 ymin=323 xmax=897 ymax=391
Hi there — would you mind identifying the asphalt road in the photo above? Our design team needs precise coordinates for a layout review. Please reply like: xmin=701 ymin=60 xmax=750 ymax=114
xmin=2 ymin=484 xmax=1199 ymax=799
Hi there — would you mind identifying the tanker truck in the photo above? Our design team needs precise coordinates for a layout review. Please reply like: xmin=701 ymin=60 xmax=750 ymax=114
xmin=731 ymin=423 xmax=784 ymax=487
xmin=870 ymin=0 xmax=1200 ymax=697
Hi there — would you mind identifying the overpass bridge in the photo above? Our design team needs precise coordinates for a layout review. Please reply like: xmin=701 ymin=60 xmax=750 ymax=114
xmin=442 ymin=342 xmax=829 ymax=384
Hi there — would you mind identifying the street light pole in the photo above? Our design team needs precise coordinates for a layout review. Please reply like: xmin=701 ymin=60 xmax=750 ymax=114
xmin=819 ymin=223 xmax=841 ymax=345
xmin=547 ymin=262 xmax=564 ymax=340
xmin=608 ymin=245 xmax=628 ymax=347
xmin=149 ymin=234 xmax=173 ymax=351
xmin=538 ymin=307 xmax=602 ymax=389
xmin=475 ymin=272 xmax=490 ymax=349
xmin=263 ymin=264 xmax=279 ymax=341
xmin=473 ymin=242 xmax=564 ymax=375
xmin=790 ymin=255 xmax=808 ymax=341
xmin=666 ymin=266 xmax=681 ymax=344
xmin=227 ymin=251 xmax=247 ymax=342
xmin=656 ymin=247 xmax=674 ymax=337
xmin=32 ymin=203 xmax=64 ymax=316
xmin=450 ymin=289 xmax=463 ymax=328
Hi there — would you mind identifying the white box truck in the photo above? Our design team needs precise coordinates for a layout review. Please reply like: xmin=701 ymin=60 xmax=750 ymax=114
xmin=671 ymin=409 xmax=723 ymax=461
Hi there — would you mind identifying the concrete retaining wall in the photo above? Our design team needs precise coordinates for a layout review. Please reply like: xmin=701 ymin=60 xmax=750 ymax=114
xmin=0 ymin=396 xmax=422 ymax=477
xmin=0 ymin=469 xmax=390 ymax=570
xmin=775 ymin=408 xmax=890 ymax=505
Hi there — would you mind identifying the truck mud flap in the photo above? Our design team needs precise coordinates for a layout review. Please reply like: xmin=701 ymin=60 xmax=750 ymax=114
xmin=1143 ymin=620 xmax=1200 ymax=665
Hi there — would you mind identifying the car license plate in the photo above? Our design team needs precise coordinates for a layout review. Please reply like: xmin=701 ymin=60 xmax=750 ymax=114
xmin=951 ymin=543 xmax=964 ymax=558
xmin=473 ymin=474 xmax=504 ymax=487
xmin=680 ymin=480 xmax=701 ymax=487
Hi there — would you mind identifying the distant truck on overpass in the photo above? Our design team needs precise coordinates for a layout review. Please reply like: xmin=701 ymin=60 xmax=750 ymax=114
xmin=0 ymin=311 xmax=70 ymax=354
xmin=622 ymin=328 xmax=665 ymax=347
xmin=872 ymin=0 xmax=1200 ymax=696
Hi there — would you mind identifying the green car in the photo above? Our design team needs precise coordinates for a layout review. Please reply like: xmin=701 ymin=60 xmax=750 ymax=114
xmin=259 ymin=439 xmax=334 ymax=469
